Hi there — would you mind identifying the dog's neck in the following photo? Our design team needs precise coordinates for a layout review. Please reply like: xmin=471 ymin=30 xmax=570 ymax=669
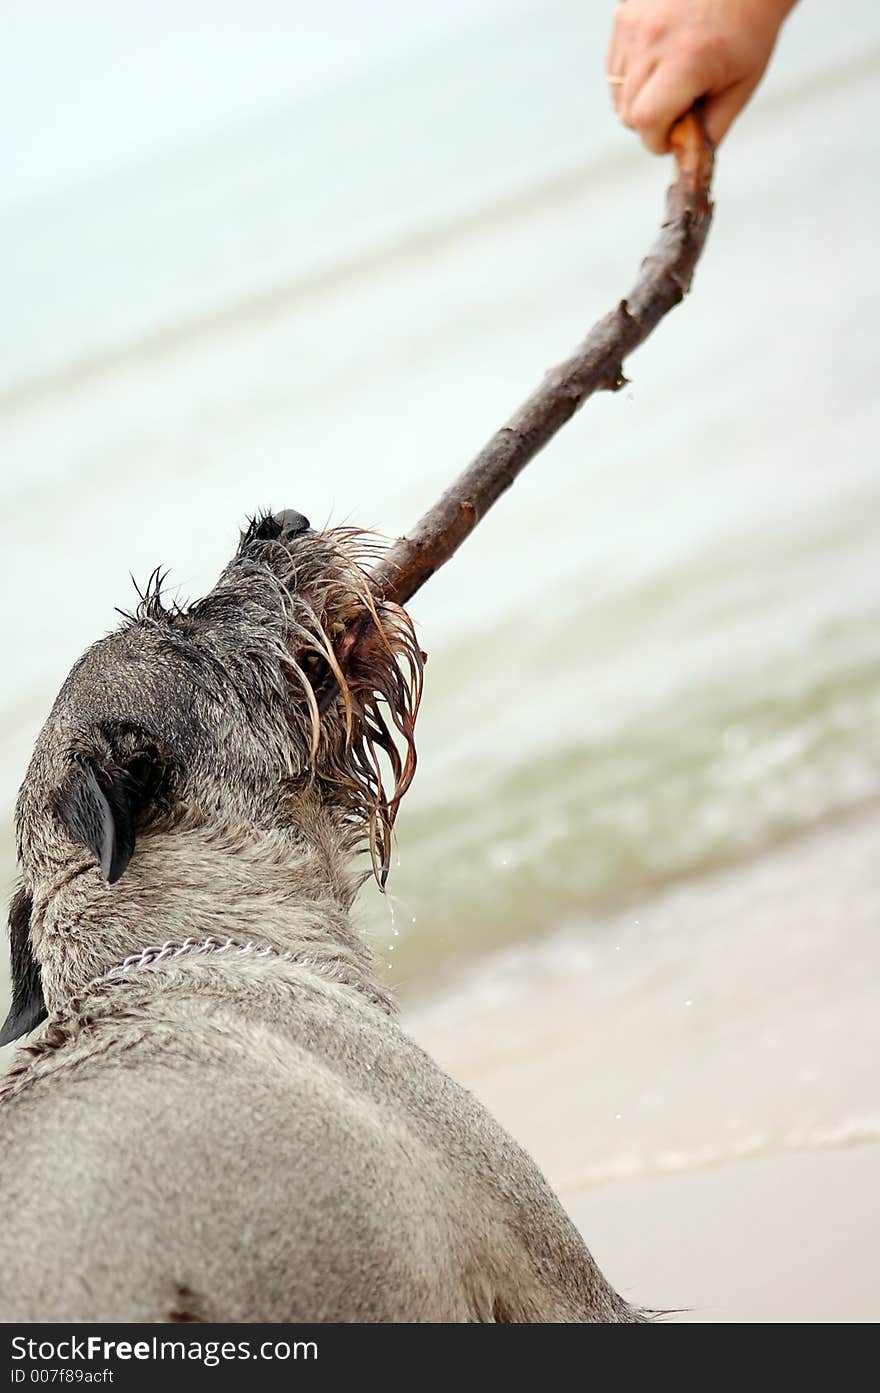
xmin=28 ymin=806 xmax=382 ymax=1013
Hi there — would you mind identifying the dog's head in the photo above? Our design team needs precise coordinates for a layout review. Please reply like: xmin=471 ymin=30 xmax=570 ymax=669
xmin=2 ymin=511 xmax=422 ymax=1043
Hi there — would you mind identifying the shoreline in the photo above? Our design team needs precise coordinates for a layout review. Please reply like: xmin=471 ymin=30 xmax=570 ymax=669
xmin=567 ymin=1142 xmax=880 ymax=1323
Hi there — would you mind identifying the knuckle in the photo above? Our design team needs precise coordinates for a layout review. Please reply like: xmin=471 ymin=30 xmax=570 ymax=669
xmin=641 ymin=18 xmax=667 ymax=47
xmin=689 ymin=31 xmax=730 ymax=81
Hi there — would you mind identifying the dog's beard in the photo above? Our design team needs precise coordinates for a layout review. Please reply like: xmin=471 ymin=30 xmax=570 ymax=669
xmin=238 ymin=525 xmax=424 ymax=887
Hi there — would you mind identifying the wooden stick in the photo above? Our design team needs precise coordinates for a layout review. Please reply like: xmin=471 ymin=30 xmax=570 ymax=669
xmin=370 ymin=111 xmax=715 ymax=607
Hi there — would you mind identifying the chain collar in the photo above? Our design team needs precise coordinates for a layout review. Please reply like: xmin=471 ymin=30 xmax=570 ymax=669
xmin=105 ymin=935 xmax=289 ymax=981
xmin=99 ymin=933 xmax=393 ymax=1014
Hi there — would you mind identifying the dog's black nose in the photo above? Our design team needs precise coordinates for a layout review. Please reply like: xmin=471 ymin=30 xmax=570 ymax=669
xmin=250 ymin=510 xmax=312 ymax=543
xmin=273 ymin=509 xmax=311 ymax=538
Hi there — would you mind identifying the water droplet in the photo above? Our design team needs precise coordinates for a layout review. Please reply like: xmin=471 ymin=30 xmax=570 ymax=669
xmin=615 ymin=1113 xmax=622 ymax=1121
xmin=684 ymin=999 xmax=693 ymax=1007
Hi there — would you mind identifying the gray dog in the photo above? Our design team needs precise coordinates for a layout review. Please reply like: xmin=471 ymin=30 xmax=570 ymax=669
xmin=0 ymin=511 xmax=644 ymax=1322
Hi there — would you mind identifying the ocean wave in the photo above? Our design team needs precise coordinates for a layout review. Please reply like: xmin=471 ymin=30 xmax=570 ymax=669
xmin=369 ymin=601 xmax=880 ymax=973
xmin=556 ymin=1120 xmax=880 ymax=1193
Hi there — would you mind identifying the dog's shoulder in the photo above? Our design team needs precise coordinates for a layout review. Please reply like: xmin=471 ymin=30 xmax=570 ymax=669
xmin=0 ymin=948 xmax=399 ymax=1120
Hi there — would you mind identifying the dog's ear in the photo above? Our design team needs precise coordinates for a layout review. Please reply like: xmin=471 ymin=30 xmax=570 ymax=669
xmin=55 ymin=750 xmax=169 ymax=884
xmin=0 ymin=887 xmax=46 ymax=1046
xmin=55 ymin=762 xmax=137 ymax=884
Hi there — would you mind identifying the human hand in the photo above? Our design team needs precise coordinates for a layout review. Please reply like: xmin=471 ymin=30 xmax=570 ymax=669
xmin=606 ymin=0 xmax=797 ymax=153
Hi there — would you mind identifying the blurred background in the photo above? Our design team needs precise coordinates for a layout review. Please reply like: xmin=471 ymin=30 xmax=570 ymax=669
xmin=2 ymin=0 xmax=879 ymax=1321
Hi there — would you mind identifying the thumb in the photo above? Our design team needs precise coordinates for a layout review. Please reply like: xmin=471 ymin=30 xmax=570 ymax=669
xmin=701 ymin=76 xmax=760 ymax=146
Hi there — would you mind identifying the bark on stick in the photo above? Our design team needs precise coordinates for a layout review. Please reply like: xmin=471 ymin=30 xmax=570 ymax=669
xmin=370 ymin=111 xmax=715 ymax=607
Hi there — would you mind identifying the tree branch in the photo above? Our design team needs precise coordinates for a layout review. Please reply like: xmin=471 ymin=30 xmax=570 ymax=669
xmin=370 ymin=111 xmax=715 ymax=608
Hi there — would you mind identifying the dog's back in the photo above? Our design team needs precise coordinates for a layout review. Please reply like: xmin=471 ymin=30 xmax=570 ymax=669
xmin=1 ymin=515 xmax=645 ymax=1322
xmin=0 ymin=953 xmax=638 ymax=1322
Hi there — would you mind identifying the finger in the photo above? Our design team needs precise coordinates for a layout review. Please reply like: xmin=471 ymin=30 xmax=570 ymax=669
xmin=627 ymin=61 xmax=705 ymax=154
xmin=617 ymin=54 xmax=658 ymax=124
xmin=607 ymin=71 xmax=625 ymax=114
xmin=605 ymin=15 xmax=627 ymax=109
xmin=701 ymin=76 xmax=759 ymax=145
xmin=605 ymin=5 xmax=628 ymax=80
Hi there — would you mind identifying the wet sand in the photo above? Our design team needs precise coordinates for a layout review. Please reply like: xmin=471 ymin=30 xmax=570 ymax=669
xmin=404 ymin=807 xmax=880 ymax=1323
xmin=569 ymin=1144 xmax=879 ymax=1323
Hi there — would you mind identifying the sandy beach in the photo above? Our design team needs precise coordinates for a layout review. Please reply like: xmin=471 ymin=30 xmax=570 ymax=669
xmin=404 ymin=808 xmax=880 ymax=1322
xmin=569 ymin=1144 xmax=880 ymax=1323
